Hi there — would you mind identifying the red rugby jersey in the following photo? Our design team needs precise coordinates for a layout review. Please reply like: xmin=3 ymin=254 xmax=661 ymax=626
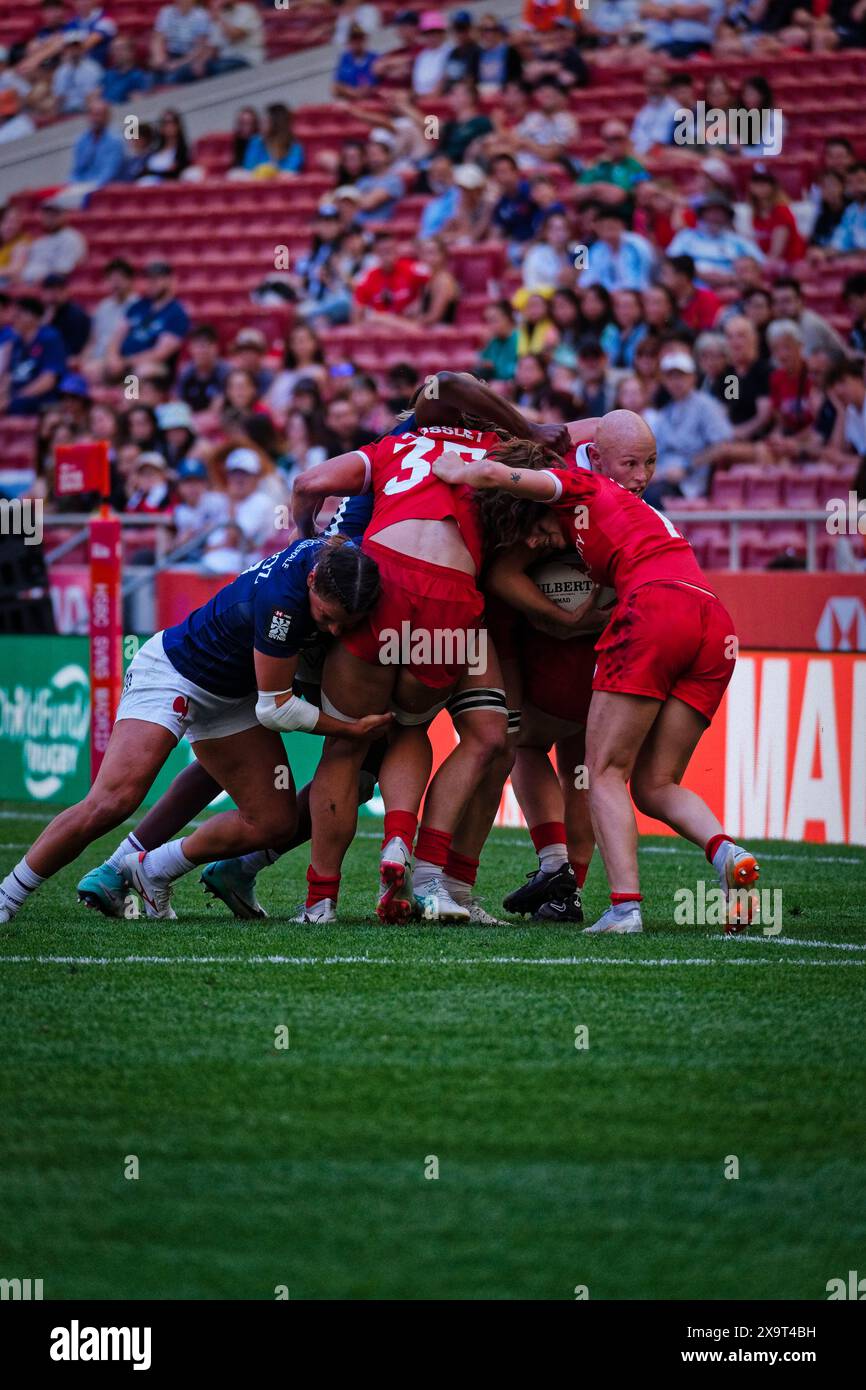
xmin=541 ymin=467 xmax=712 ymax=600
xmin=357 ymin=426 xmax=500 ymax=572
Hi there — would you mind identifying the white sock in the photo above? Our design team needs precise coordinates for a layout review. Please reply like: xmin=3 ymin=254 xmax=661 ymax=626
xmin=143 ymin=840 xmax=195 ymax=883
xmin=107 ymin=833 xmax=144 ymax=874
xmin=441 ymin=872 xmax=472 ymax=905
xmin=712 ymin=842 xmax=734 ymax=875
xmin=413 ymin=858 xmax=442 ymax=894
xmin=238 ymin=848 xmax=280 ymax=874
xmin=0 ymin=856 xmax=45 ymax=910
xmin=538 ymin=842 xmax=568 ymax=871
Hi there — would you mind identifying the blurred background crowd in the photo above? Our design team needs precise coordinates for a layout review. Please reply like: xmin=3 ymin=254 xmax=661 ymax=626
xmin=1 ymin=0 xmax=865 ymax=575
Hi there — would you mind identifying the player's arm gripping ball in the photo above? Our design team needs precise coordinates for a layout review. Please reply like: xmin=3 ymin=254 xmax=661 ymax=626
xmin=487 ymin=543 xmax=601 ymax=636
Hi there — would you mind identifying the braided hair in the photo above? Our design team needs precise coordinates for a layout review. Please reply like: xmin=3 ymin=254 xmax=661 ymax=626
xmin=312 ymin=536 xmax=380 ymax=616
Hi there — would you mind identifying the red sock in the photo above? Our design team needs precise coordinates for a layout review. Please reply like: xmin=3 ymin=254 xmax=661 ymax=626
xmin=705 ymin=833 xmax=733 ymax=865
xmin=444 ymin=850 xmax=478 ymax=886
xmin=383 ymin=809 xmax=418 ymax=853
xmin=306 ymin=864 xmax=340 ymax=907
xmin=530 ymin=820 xmax=567 ymax=853
xmin=610 ymin=891 xmax=643 ymax=905
xmin=570 ymin=860 xmax=589 ymax=889
xmin=415 ymin=826 xmax=451 ymax=867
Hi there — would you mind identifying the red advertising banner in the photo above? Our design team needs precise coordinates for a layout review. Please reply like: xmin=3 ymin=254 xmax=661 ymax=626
xmin=428 ymin=652 xmax=866 ymax=847
xmin=54 ymin=441 xmax=110 ymax=499
xmin=88 ymin=513 xmax=123 ymax=781
xmin=707 ymin=572 xmax=866 ymax=652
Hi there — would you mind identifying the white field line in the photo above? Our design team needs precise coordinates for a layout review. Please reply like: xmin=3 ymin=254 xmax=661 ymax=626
xmin=0 ymin=954 xmax=861 ymax=969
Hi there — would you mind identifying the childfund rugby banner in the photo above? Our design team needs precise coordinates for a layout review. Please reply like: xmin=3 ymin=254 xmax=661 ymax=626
xmin=0 ymin=636 xmax=322 ymax=809
xmin=429 ymin=651 xmax=866 ymax=847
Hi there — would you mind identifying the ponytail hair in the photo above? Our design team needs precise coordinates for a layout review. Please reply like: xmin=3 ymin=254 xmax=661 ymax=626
xmin=312 ymin=536 xmax=380 ymax=616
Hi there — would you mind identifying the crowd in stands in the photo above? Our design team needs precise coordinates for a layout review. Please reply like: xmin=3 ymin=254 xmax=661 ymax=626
xmin=1 ymin=3 xmax=865 ymax=571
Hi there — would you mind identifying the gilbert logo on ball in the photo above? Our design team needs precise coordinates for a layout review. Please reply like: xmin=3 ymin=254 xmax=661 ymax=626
xmin=528 ymin=553 xmax=594 ymax=613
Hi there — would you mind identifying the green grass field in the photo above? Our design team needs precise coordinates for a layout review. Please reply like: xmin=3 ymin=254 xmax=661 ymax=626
xmin=1 ymin=806 xmax=864 ymax=1301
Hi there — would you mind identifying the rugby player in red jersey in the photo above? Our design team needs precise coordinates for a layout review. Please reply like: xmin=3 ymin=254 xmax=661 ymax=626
xmin=432 ymin=442 xmax=761 ymax=934
xmin=291 ymin=422 xmax=519 ymax=923
xmin=492 ymin=411 xmax=657 ymax=923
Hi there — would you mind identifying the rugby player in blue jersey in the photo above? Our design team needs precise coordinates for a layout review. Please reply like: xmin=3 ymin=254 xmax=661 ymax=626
xmin=0 ymin=537 xmax=387 ymax=923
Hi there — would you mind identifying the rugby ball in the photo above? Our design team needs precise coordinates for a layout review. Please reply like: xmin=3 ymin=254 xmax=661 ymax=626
xmin=528 ymin=553 xmax=595 ymax=613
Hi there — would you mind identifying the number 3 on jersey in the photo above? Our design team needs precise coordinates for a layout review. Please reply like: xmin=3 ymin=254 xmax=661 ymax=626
xmin=383 ymin=436 xmax=489 ymax=495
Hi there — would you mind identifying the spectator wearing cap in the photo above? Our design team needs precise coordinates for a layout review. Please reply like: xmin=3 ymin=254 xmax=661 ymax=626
xmin=151 ymin=0 xmax=217 ymax=84
xmin=666 ymin=195 xmax=764 ymax=287
xmin=333 ymin=23 xmax=380 ymax=97
xmin=177 ymin=323 xmax=229 ymax=416
xmin=630 ymin=66 xmax=679 ymax=156
xmin=353 ymin=231 xmax=430 ymax=328
xmin=411 ymin=11 xmax=452 ymax=98
xmin=81 ymin=258 xmax=136 ymax=379
xmin=231 ymin=328 xmax=274 ymax=395
xmin=218 ymin=446 xmax=279 ymax=548
xmin=509 ymin=78 xmax=578 ymax=171
xmin=475 ymin=15 xmax=522 ymax=92
xmin=771 ymin=277 xmax=846 ymax=366
xmin=577 ymin=121 xmax=649 ymax=203
xmin=334 ymin=0 xmax=381 ymax=46
xmin=156 ymin=399 xmax=197 ymax=467
xmin=22 ymin=202 xmax=87 ymax=283
xmin=1 ymin=295 xmax=66 ymax=416
xmin=489 ymin=153 xmax=541 ymax=253
xmin=292 ymin=205 xmax=355 ymax=324
xmin=208 ymin=0 xmax=265 ymax=74
xmin=60 ymin=95 xmax=125 ymax=207
xmin=660 ymin=254 xmax=722 ymax=332
xmin=581 ymin=204 xmax=656 ymax=292
xmin=107 ymin=261 xmax=190 ymax=379
xmin=831 ymin=163 xmax=866 ymax=254
xmin=444 ymin=11 xmax=479 ymax=85
xmin=52 ymin=31 xmax=103 ymax=114
xmin=438 ymin=79 xmax=493 ymax=163
xmin=242 ymin=102 xmax=304 ymax=176
xmin=649 ymin=347 xmax=733 ymax=502
xmin=101 ymin=34 xmax=154 ymax=103
xmin=56 ymin=371 xmax=92 ymax=433
xmin=353 ymin=131 xmax=404 ymax=223
xmin=0 ymin=88 xmax=35 ymax=145
xmin=126 ymin=451 xmax=173 ymax=514
xmin=173 ymin=457 xmax=230 ymax=555
xmin=444 ymin=162 xmax=489 ymax=241
xmin=373 ymin=10 xmax=419 ymax=84
xmin=41 ymin=274 xmax=91 ymax=359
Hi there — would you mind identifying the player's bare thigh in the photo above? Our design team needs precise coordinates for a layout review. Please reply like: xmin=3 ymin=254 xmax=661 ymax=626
xmin=585 ymin=690 xmax=662 ymax=782
xmin=189 ymin=724 xmax=297 ymax=842
xmin=322 ymin=641 xmax=395 ymax=721
xmin=630 ymin=696 xmax=709 ymax=800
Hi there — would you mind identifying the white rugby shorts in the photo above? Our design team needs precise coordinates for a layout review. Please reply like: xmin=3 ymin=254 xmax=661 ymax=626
xmin=116 ymin=633 xmax=259 ymax=744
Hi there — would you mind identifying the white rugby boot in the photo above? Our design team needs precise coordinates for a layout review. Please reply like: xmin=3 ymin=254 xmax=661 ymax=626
xmin=122 ymin=851 xmax=177 ymax=920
